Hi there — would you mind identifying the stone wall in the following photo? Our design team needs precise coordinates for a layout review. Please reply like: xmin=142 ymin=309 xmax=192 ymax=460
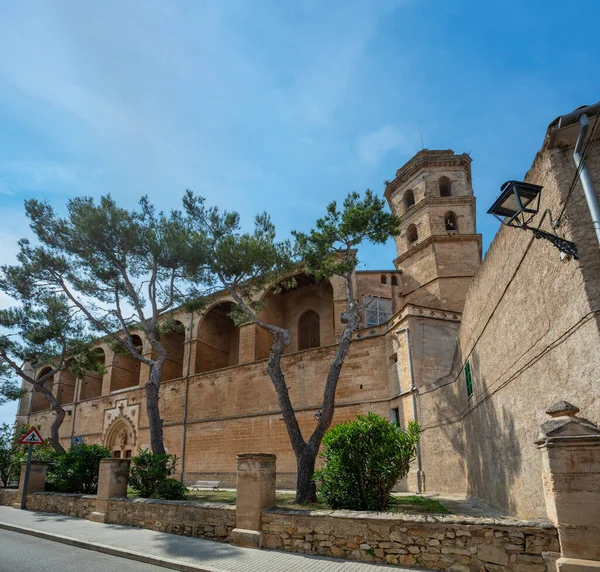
xmin=0 ymin=488 xmax=18 ymax=506
xmin=261 ymin=508 xmax=559 ymax=571
xmin=0 ymin=490 xmax=97 ymax=518
xmin=27 ymin=492 xmax=97 ymax=518
xmin=417 ymin=132 xmax=600 ymax=516
xmin=107 ymin=497 xmax=235 ymax=542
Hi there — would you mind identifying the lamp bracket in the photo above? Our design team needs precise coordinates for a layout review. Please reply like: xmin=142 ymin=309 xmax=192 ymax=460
xmin=525 ymin=226 xmax=579 ymax=260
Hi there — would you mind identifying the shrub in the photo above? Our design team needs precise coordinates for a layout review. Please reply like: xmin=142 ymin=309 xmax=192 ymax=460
xmin=314 ymin=413 xmax=421 ymax=511
xmin=156 ymin=478 xmax=188 ymax=500
xmin=48 ymin=444 xmax=111 ymax=494
xmin=129 ymin=449 xmax=182 ymax=499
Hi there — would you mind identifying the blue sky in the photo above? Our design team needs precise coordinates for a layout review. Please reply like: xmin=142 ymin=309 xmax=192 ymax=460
xmin=1 ymin=0 xmax=599 ymax=425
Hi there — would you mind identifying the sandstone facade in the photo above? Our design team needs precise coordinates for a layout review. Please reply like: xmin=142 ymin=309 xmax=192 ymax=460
xmin=16 ymin=110 xmax=600 ymax=518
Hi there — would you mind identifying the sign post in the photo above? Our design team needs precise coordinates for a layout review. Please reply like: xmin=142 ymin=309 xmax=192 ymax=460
xmin=18 ymin=428 xmax=45 ymax=510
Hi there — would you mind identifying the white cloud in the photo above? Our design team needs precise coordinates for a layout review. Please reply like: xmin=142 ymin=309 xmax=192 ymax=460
xmin=356 ymin=125 xmax=407 ymax=165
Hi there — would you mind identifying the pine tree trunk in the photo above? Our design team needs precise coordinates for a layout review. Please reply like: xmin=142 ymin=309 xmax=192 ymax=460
xmin=295 ymin=446 xmax=318 ymax=504
xmin=49 ymin=406 xmax=66 ymax=454
xmin=145 ymin=363 xmax=165 ymax=454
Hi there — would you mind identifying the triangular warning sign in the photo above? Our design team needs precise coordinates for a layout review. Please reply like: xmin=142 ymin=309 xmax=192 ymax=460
xmin=19 ymin=428 xmax=45 ymax=445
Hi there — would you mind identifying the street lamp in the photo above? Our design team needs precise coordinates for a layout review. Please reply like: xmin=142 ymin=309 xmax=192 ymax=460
xmin=488 ymin=180 xmax=578 ymax=260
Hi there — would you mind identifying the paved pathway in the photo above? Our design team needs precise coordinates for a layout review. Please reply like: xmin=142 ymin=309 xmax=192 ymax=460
xmin=0 ymin=506 xmax=416 ymax=572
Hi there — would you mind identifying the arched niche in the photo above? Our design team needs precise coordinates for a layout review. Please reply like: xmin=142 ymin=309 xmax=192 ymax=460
xmin=439 ymin=176 xmax=452 ymax=197
xmin=404 ymin=190 xmax=415 ymax=211
xmin=445 ymin=211 xmax=458 ymax=232
xmin=298 ymin=309 xmax=321 ymax=351
xmin=406 ymin=224 xmax=418 ymax=246
xmin=196 ymin=302 xmax=240 ymax=373
xmin=110 ymin=335 xmax=143 ymax=392
xmin=380 ymin=274 xmax=387 ymax=285
xmin=391 ymin=275 xmax=399 ymax=286
xmin=80 ymin=348 xmax=106 ymax=400
xmin=31 ymin=366 xmax=54 ymax=412
xmin=160 ymin=320 xmax=186 ymax=381
xmin=256 ymin=273 xmax=333 ymax=357
xmin=103 ymin=416 xmax=136 ymax=459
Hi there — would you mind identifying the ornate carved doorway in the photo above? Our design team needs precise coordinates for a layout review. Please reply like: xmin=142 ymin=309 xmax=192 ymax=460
xmin=104 ymin=417 xmax=136 ymax=459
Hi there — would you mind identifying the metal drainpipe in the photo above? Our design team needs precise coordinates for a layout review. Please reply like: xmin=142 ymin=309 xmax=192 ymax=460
xmin=396 ymin=327 xmax=423 ymax=494
xmin=573 ymin=113 xmax=600 ymax=247
xmin=179 ymin=311 xmax=194 ymax=482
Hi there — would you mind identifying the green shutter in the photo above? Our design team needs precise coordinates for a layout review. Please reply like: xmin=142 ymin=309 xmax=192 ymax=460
xmin=464 ymin=361 xmax=473 ymax=398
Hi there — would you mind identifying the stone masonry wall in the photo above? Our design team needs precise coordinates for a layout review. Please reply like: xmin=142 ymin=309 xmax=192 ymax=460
xmin=0 ymin=488 xmax=18 ymax=506
xmin=107 ymin=497 xmax=235 ymax=542
xmin=0 ymin=490 xmax=97 ymax=518
xmin=261 ymin=508 xmax=559 ymax=571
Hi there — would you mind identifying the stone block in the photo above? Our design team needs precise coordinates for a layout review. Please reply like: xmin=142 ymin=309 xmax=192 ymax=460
xmin=478 ymin=544 xmax=509 ymax=566
xmin=557 ymin=558 xmax=600 ymax=572
xmin=230 ymin=528 xmax=263 ymax=548
xmin=89 ymin=511 xmax=108 ymax=523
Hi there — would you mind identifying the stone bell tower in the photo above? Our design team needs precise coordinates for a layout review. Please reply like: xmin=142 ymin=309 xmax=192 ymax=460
xmin=384 ymin=149 xmax=482 ymax=313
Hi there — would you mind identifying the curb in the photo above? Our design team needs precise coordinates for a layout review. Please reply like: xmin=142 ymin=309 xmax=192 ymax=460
xmin=0 ymin=521 xmax=225 ymax=572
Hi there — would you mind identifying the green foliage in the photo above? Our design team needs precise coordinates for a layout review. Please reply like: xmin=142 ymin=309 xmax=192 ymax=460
xmin=129 ymin=449 xmax=180 ymax=499
xmin=292 ymin=190 xmax=401 ymax=280
xmin=47 ymin=444 xmax=111 ymax=494
xmin=183 ymin=191 xmax=297 ymax=307
xmin=0 ymin=423 xmax=15 ymax=487
xmin=156 ymin=478 xmax=188 ymax=500
xmin=2 ymin=424 xmax=58 ymax=487
xmin=315 ymin=413 xmax=421 ymax=512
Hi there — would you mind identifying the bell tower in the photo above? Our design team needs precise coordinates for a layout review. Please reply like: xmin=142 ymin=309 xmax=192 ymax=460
xmin=384 ymin=149 xmax=482 ymax=313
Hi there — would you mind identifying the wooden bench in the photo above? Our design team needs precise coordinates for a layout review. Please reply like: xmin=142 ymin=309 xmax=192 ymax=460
xmin=189 ymin=480 xmax=221 ymax=492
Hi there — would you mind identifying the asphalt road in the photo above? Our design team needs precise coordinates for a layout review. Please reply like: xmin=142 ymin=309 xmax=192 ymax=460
xmin=0 ymin=529 xmax=169 ymax=572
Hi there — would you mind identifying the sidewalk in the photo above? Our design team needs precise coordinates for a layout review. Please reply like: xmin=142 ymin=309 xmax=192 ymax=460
xmin=0 ymin=506 xmax=415 ymax=572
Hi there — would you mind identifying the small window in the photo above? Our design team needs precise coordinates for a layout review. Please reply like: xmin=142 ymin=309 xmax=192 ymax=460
xmin=380 ymin=274 xmax=387 ymax=285
xmin=439 ymin=176 xmax=452 ymax=197
xmin=113 ymin=450 xmax=121 ymax=458
xmin=404 ymin=190 xmax=415 ymax=210
xmin=445 ymin=211 xmax=458 ymax=232
xmin=298 ymin=310 xmax=320 ymax=350
xmin=464 ymin=361 xmax=473 ymax=399
xmin=363 ymin=296 xmax=392 ymax=327
xmin=125 ymin=450 xmax=132 ymax=459
xmin=389 ymin=353 xmax=398 ymax=365
xmin=390 ymin=408 xmax=400 ymax=426
xmin=406 ymin=224 xmax=418 ymax=246
xmin=391 ymin=275 xmax=398 ymax=286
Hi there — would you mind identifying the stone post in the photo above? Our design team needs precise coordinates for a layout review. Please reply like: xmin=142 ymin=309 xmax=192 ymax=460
xmin=89 ymin=458 xmax=130 ymax=523
xmin=12 ymin=461 xmax=49 ymax=509
xmin=536 ymin=401 xmax=600 ymax=570
xmin=230 ymin=453 xmax=276 ymax=548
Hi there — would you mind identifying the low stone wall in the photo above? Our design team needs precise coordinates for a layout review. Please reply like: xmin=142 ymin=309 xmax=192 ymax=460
xmin=261 ymin=508 xmax=559 ymax=571
xmin=25 ymin=492 xmax=97 ymax=519
xmin=107 ymin=497 xmax=236 ymax=543
xmin=0 ymin=488 xmax=18 ymax=506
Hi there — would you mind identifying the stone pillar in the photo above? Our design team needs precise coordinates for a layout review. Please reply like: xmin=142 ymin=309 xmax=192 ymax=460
xmin=536 ymin=401 xmax=600 ymax=570
xmin=89 ymin=458 xmax=130 ymax=523
xmin=238 ymin=323 xmax=257 ymax=363
xmin=13 ymin=461 xmax=49 ymax=509
xmin=230 ymin=453 xmax=276 ymax=548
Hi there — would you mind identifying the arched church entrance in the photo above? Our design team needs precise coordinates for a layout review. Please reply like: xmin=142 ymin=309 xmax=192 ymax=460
xmin=104 ymin=417 xmax=137 ymax=459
